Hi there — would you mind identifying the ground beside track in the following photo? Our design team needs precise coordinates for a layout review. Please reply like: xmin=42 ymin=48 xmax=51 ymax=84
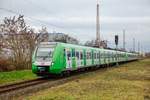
xmin=0 ymin=70 xmax=37 ymax=85
xmin=22 ymin=59 xmax=150 ymax=100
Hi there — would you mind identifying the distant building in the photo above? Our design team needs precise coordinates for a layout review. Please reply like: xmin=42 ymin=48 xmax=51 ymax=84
xmin=47 ymin=32 xmax=79 ymax=44
xmin=100 ymin=40 xmax=107 ymax=49
xmin=85 ymin=39 xmax=108 ymax=49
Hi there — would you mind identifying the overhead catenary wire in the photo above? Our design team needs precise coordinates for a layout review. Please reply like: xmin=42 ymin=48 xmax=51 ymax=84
xmin=0 ymin=7 xmax=80 ymax=36
xmin=0 ymin=7 xmax=65 ymax=29
xmin=22 ymin=0 xmax=55 ymax=15
xmin=21 ymin=0 xmax=84 ymax=37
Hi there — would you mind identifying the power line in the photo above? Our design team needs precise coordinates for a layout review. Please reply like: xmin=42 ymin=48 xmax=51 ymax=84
xmin=23 ymin=0 xmax=91 ymax=38
xmin=23 ymin=0 xmax=55 ymax=15
xmin=0 ymin=7 xmax=65 ymax=28
xmin=0 ymin=7 xmax=20 ymax=15
xmin=21 ymin=0 xmax=84 ymax=35
xmin=0 ymin=7 xmax=79 ymax=35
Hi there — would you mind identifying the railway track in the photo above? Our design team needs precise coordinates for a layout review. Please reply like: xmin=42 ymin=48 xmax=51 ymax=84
xmin=0 ymin=64 xmax=124 ymax=99
xmin=0 ymin=66 xmax=111 ymax=97
xmin=0 ymin=78 xmax=49 ymax=95
xmin=0 ymin=75 xmax=80 ymax=99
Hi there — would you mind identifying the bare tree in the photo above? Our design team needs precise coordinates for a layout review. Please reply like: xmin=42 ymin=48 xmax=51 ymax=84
xmin=39 ymin=27 xmax=49 ymax=42
xmin=0 ymin=15 xmax=47 ymax=70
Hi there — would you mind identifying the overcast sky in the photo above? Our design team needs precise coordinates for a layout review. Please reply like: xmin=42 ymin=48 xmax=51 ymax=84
xmin=0 ymin=0 xmax=150 ymax=52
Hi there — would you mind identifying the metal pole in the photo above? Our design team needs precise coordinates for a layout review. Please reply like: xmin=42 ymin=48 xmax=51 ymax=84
xmin=123 ymin=29 xmax=125 ymax=51
xmin=138 ymin=41 xmax=140 ymax=54
xmin=133 ymin=38 xmax=135 ymax=52
xmin=116 ymin=44 xmax=119 ymax=66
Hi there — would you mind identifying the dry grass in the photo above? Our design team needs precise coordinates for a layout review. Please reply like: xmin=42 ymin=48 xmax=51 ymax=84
xmin=24 ymin=59 xmax=150 ymax=100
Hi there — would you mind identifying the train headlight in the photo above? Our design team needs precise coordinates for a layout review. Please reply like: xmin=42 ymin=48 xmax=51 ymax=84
xmin=34 ymin=62 xmax=37 ymax=65
xmin=51 ymin=62 xmax=54 ymax=65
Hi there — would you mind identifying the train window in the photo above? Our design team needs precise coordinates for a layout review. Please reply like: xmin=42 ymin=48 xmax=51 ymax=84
xmin=105 ymin=52 xmax=107 ymax=58
xmin=90 ymin=52 xmax=92 ymax=59
xmin=36 ymin=47 xmax=54 ymax=61
xmin=64 ymin=49 xmax=66 ymax=56
xmin=106 ymin=53 xmax=108 ymax=59
xmin=104 ymin=52 xmax=105 ymax=58
xmin=86 ymin=52 xmax=89 ymax=59
xmin=104 ymin=52 xmax=106 ymax=58
xmin=76 ymin=51 xmax=79 ymax=59
xmin=112 ymin=53 xmax=114 ymax=60
xmin=101 ymin=53 xmax=103 ymax=58
xmin=107 ymin=52 xmax=109 ymax=58
xmin=108 ymin=53 xmax=109 ymax=58
xmin=72 ymin=49 xmax=75 ymax=57
xmin=89 ymin=52 xmax=90 ymax=59
xmin=80 ymin=52 xmax=83 ymax=60
xmin=93 ymin=52 xmax=95 ymax=59
xmin=97 ymin=53 xmax=99 ymax=59
xmin=105 ymin=53 xmax=107 ymax=58
xmin=91 ymin=52 xmax=93 ymax=59
xmin=100 ymin=53 xmax=102 ymax=58
xmin=98 ymin=52 xmax=100 ymax=59
xmin=103 ymin=52 xmax=105 ymax=58
xmin=86 ymin=51 xmax=91 ymax=59
xmin=94 ymin=53 xmax=96 ymax=59
xmin=67 ymin=51 xmax=71 ymax=60
xmin=109 ymin=52 xmax=110 ymax=58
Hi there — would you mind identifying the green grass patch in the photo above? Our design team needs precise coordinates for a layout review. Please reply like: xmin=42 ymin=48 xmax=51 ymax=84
xmin=0 ymin=70 xmax=37 ymax=85
xmin=25 ymin=59 xmax=150 ymax=100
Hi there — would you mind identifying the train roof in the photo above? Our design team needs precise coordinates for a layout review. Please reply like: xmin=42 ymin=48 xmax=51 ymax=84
xmin=39 ymin=42 xmax=138 ymax=55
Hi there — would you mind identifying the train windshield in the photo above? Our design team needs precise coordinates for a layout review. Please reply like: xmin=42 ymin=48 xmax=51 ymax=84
xmin=36 ymin=47 xmax=54 ymax=61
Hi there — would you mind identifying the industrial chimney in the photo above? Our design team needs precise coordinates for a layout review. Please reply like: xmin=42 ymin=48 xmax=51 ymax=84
xmin=96 ymin=0 xmax=101 ymax=48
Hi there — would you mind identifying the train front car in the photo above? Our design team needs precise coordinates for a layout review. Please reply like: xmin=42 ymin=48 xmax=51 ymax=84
xmin=32 ymin=42 xmax=139 ymax=77
xmin=32 ymin=42 xmax=57 ymax=76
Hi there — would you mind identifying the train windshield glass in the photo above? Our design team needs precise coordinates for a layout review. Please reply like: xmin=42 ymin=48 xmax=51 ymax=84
xmin=36 ymin=47 xmax=54 ymax=61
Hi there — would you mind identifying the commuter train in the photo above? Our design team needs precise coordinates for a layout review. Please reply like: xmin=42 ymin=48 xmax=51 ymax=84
xmin=32 ymin=42 xmax=138 ymax=76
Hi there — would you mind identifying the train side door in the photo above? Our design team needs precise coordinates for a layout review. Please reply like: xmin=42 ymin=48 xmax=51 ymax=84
xmin=76 ymin=51 xmax=81 ymax=67
xmin=99 ymin=51 xmax=101 ymax=65
xmin=71 ymin=49 xmax=76 ymax=69
xmin=80 ymin=50 xmax=84 ymax=67
xmin=66 ymin=49 xmax=72 ymax=69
